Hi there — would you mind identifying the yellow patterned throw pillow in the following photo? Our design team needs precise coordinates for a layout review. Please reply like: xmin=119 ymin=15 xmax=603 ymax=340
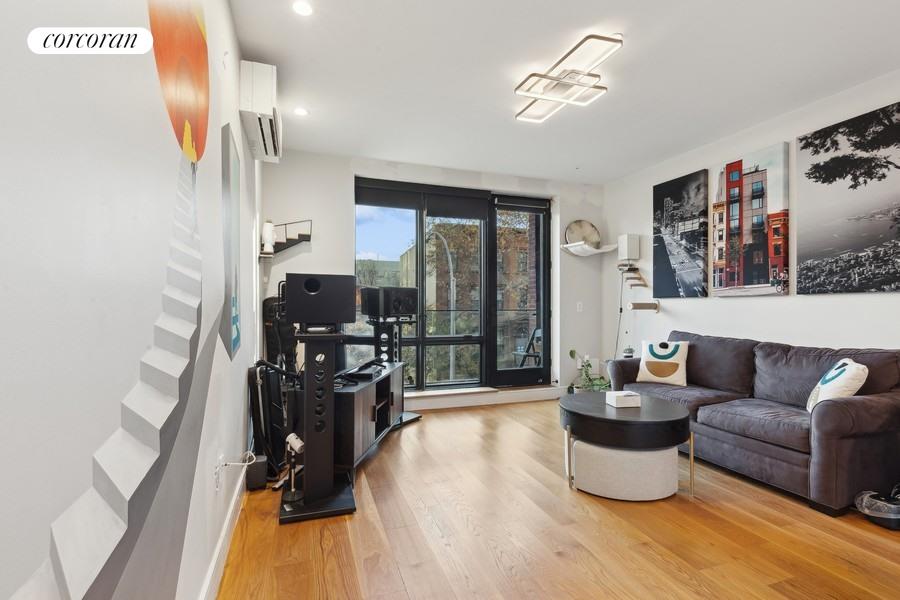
xmin=806 ymin=359 xmax=869 ymax=412
xmin=637 ymin=341 xmax=690 ymax=386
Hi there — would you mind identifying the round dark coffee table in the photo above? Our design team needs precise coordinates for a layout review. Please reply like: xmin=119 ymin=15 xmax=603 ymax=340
xmin=559 ymin=392 xmax=694 ymax=500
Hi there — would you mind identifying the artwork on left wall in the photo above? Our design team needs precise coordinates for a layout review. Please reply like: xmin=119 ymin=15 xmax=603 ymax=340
xmin=221 ymin=123 xmax=241 ymax=357
xmin=797 ymin=100 xmax=900 ymax=294
xmin=148 ymin=0 xmax=209 ymax=164
xmin=652 ymin=169 xmax=709 ymax=298
xmin=712 ymin=142 xmax=790 ymax=296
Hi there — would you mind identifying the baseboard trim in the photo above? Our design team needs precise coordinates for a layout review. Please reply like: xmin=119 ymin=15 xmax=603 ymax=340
xmin=406 ymin=386 xmax=564 ymax=411
xmin=197 ymin=469 xmax=246 ymax=600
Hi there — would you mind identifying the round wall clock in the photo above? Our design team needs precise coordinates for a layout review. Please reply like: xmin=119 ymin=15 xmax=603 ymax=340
xmin=564 ymin=219 xmax=602 ymax=247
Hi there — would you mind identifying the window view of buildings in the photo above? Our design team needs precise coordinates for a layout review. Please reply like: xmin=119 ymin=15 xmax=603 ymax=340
xmin=352 ymin=205 xmax=542 ymax=387
xmin=496 ymin=210 xmax=541 ymax=370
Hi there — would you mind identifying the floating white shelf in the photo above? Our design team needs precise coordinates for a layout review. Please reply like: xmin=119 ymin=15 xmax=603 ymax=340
xmin=561 ymin=241 xmax=618 ymax=257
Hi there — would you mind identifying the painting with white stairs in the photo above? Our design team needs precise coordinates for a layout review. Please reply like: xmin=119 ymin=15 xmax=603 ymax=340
xmin=13 ymin=158 xmax=203 ymax=600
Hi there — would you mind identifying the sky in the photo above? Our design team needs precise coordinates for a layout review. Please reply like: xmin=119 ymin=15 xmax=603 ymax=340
xmin=716 ymin=142 xmax=789 ymax=212
xmin=355 ymin=205 xmax=416 ymax=260
xmin=796 ymin=132 xmax=900 ymax=260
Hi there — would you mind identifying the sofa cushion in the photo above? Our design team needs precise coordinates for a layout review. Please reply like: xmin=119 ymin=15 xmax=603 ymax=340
xmin=668 ymin=331 xmax=759 ymax=395
xmin=806 ymin=358 xmax=869 ymax=412
xmin=623 ymin=382 xmax=745 ymax=418
xmin=637 ymin=340 xmax=689 ymax=386
xmin=697 ymin=398 xmax=811 ymax=453
xmin=754 ymin=343 xmax=900 ymax=408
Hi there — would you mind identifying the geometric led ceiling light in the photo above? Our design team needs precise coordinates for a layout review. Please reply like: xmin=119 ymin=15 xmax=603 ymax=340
xmin=516 ymin=34 xmax=623 ymax=123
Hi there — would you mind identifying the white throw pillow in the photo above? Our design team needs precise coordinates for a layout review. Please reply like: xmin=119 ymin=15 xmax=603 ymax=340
xmin=806 ymin=358 xmax=869 ymax=412
xmin=637 ymin=341 xmax=689 ymax=386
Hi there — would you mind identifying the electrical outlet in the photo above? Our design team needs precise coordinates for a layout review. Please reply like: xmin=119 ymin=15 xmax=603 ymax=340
xmin=576 ymin=301 xmax=583 ymax=313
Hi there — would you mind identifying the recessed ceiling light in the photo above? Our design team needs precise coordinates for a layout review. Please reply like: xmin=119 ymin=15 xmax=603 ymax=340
xmin=293 ymin=106 xmax=309 ymax=117
xmin=292 ymin=1 xmax=313 ymax=16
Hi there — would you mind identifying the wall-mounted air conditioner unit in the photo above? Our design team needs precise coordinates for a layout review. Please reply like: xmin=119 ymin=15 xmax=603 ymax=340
xmin=240 ymin=60 xmax=282 ymax=163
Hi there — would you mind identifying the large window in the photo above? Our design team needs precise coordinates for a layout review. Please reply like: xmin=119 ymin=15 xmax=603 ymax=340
xmin=424 ymin=214 xmax=483 ymax=386
xmin=494 ymin=210 xmax=540 ymax=370
xmin=350 ymin=204 xmax=417 ymax=382
xmin=353 ymin=178 xmax=550 ymax=390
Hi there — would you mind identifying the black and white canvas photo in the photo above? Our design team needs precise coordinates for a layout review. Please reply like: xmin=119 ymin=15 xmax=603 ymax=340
xmin=652 ymin=169 xmax=709 ymax=298
xmin=797 ymin=101 xmax=900 ymax=294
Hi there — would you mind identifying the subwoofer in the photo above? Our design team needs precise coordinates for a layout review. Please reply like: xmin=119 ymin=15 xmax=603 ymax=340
xmin=360 ymin=286 xmax=418 ymax=318
xmin=284 ymin=273 xmax=356 ymax=326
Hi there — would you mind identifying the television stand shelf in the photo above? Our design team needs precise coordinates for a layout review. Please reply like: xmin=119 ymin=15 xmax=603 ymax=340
xmin=334 ymin=362 xmax=419 ymax=475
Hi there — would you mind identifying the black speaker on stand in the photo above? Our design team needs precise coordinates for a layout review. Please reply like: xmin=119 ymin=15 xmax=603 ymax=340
xmin=362 ymin=286 xmax=422 ymax=428
xmin=278 ymin=274 xmax=357 ymax=525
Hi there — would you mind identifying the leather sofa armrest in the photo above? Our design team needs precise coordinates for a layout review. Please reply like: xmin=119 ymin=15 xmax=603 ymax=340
xmin=811 ymin=391 xmax=900 ymax=438
xmin=607 ymin=358 xmax=641 ymax=391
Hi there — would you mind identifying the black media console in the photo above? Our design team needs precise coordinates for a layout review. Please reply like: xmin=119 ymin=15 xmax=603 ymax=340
xmin=334 ymin=361 xmax=406 ymax=472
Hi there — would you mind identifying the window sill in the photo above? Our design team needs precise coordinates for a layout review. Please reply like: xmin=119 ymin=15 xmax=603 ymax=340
xmin=406 ymin=386 xmax=497 ymax=399
xmin=405 ymin=385 xmax=564 ymax=411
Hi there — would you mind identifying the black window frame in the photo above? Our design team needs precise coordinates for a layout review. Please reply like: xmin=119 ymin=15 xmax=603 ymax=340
xmin=352 ymin=178 xmax=551 ymax=391
xmin=485 ymin=195 xmax=552 ymax=388
xmin=353 ymin=177 xmax=490 ymax=391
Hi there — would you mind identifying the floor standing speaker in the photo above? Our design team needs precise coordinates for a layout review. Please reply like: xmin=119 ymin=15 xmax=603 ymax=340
xmin=279 ymin=331 xmax=356 ymax=524
xmin=302 ymin=336 xmax=336 ymax=500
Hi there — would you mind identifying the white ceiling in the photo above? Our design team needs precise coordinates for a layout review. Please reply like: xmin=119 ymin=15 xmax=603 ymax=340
xmin=230 ymin=0 xmax=900 ymax=185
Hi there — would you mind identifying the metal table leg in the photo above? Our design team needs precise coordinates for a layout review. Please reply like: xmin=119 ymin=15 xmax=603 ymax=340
xmin=565 ymin=425 xmax=574 ymax=489
xmin=689 ymin=432 xmax=695 ymax=497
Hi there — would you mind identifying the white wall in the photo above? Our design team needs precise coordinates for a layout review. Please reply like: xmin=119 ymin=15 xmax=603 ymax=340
xmin=0 ymin=3 xmax=171 ymax=596
xmin=599 ymin=69 xmax=900 ymax=359
xmin=0 ymin=1 xmax=256 ymax=597
xmin=261 ymin=150 xmax=608 ymax=388
xmin=172 ymin=0 xmax=259 ymax=597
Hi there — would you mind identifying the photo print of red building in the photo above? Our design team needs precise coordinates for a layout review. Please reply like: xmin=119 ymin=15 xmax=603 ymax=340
xmin=712 ymin=142 xmax=789 ymax=296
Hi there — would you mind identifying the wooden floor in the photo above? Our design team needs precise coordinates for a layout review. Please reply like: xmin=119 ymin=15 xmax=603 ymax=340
xmin=218 ymin=400 xmax=900 ymax=600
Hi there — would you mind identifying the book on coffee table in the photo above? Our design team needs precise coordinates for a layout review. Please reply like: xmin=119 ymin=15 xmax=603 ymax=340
xmin=605 ymin=391 xmax=641 ymax=408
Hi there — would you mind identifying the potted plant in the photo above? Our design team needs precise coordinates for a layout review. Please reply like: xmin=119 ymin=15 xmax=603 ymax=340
xmin=567 ymin=349 xmax=610 ymax=394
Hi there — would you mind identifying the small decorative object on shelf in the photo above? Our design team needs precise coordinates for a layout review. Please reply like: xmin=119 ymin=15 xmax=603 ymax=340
xmin=260 ymin=219 xmax=312 ymax=260
xmin=622 ymin=345 xmax=635 ymax=359
xmin=606 ymin=390 xmax=641 ymax=408
xmin=261 ymin=220 xmax=275 ymax=256
xmin=567 ymin=349 xmax=611 ymax=393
